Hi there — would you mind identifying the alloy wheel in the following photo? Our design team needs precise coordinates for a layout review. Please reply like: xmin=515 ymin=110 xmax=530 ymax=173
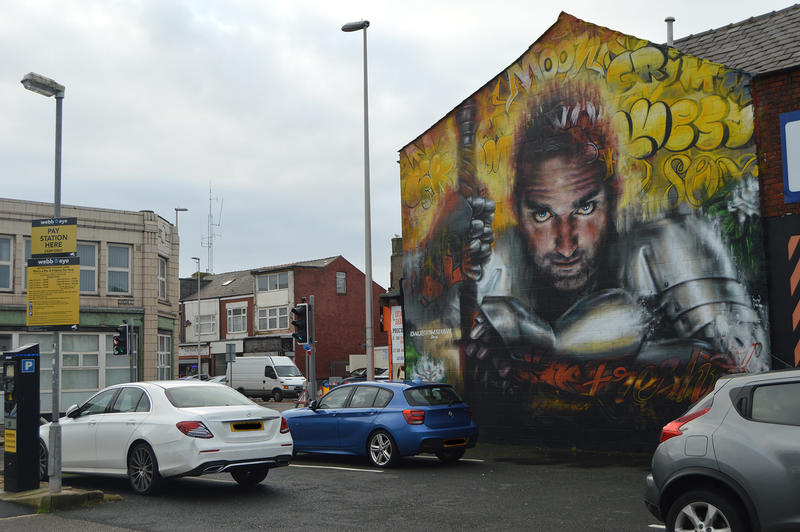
xmin=368 ymin=431 xmax=395 ymax=467
xmin=674 ymin=501 xmax=732 ymax=532
xmin=129 ymin=444 xmax=158 ymax=494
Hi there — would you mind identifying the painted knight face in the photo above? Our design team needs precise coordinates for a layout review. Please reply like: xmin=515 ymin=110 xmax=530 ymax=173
xmin=517 ymin=155 xmax=609 ymax=293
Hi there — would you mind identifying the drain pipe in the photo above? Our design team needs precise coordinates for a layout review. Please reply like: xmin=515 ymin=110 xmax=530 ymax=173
xmin=665 ymin=16 xmax=675 ymax=46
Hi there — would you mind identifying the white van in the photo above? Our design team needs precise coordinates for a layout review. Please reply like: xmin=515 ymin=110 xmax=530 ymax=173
xmin=227 ymin=355 xmax=306 ymax=402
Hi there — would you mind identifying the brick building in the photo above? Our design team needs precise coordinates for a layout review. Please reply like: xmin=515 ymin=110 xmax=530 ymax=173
xmin=179 ymin=256 xmax=387 ymax=380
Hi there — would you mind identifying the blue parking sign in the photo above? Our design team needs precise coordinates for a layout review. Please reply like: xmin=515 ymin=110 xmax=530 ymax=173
xmin=21 ymin=359 xmax=35 ymax=373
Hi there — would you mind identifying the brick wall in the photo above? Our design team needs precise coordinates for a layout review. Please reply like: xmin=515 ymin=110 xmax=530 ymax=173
xmin=754 ymin=68 xmax=800 ymax=218
xmin=292 ymin=257 xmax=387 ymax=378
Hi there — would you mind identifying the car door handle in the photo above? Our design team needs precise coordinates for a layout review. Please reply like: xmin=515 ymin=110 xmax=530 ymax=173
xmin=88 ymin=421 xmax=97 ymax=427
xmin=127 ymin=420 xmax=137 ymax=425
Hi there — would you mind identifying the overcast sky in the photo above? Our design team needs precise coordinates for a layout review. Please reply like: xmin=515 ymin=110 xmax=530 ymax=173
xmin=1 ymin=0 xmax=792 ymax=288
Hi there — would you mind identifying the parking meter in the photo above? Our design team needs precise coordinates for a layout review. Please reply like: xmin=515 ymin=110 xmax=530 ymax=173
xmin=3 ymin=343 xmax=40 ymax=492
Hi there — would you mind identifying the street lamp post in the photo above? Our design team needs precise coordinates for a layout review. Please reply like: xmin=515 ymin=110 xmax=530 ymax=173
xmin=192 ymin=256 xmax=201 ymax=377
xmin=342 ymin=19 xmax=375 ymax=381
xmin=174 ymin=207 xmax=188 ymax=228
xmin=21 ymin=71 xmax=65 ymax=494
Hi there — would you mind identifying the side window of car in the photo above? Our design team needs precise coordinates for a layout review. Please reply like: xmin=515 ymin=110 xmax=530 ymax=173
xmin=135 ymin=392 xmax=151 ymax=412
xmin=318 ymin=386 xmax=352 ymax=409
xmin=374 ymin=388 xmax=393 ymax=408
xmin=79 ymin=389 xmax=118 ymax=417
xmin=265 ymin=366 xmax=277 ymax=379
xmin=110 ymin=388 xmax=147 ymax=413
xmin=349 ymin=386 xmax=379 ymax=408
xmin=751 ymin=382 xmax=800 ymax=425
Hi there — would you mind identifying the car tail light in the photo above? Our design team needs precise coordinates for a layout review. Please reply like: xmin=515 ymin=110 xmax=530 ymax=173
xmin=469 ymin=407 xmax=474 ymax=420
xmin=176 ymin=421 xmax=214 ymax=439
xmin=659 ymin=407 xmax=711 ymax=443
xmin=280 ymin=417 xmax=290 ymax=434
xmin=403 ymin=409 xmax=425 ymax=425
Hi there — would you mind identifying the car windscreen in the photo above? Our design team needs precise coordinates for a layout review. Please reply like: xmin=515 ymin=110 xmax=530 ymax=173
xmin=165 ymin=385 xmax=255 ymax=407
xmin=404 ymin=385 xmax=464 ymax=406
xmin=275 ymin=365 xmax=303 ymax=377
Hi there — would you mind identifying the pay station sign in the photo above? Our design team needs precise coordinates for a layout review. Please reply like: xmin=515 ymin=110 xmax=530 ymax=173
xmin=31 ymin=217 xmax=77 ymax=256
xmin=26 ymin=256 xmax=80 ymax=328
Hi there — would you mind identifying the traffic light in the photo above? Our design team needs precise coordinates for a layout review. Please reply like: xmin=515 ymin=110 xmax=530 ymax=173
xmin=113 ymin=324 xmax=128 ymax=355
xmin=291 ymin=303 xmax=309 ymax=344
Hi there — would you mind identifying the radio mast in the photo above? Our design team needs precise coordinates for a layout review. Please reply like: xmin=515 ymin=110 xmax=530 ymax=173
xmin=201 ymin=185 xmax=223 ymax=274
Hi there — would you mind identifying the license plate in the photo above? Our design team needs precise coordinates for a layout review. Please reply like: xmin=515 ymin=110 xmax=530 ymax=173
xmin=231 ymin=421 xmax=264 ymax=432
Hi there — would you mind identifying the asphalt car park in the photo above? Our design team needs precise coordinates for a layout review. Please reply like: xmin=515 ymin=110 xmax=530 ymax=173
xmin=2 ymin=445 xmax=659 ymax=532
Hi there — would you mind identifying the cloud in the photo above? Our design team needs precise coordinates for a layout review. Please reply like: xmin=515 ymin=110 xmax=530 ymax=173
xmin=0 ymin=0 xmax=788 ymax=288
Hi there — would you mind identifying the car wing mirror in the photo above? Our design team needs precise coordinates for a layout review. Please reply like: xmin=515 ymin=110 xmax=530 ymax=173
xmin=309 ymin=399 xmax=318 ymax=411
xmin=65 ymin=404 xmax=80 ymax=418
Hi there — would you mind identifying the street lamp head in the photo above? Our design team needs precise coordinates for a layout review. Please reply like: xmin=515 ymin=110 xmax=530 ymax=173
xmin=175 ymin=207 xmax=188 ymax=213
xmin=342 ymin=20 xmax=369 ymax=32
xmin=191 ymin=256 xmax=200 ymax=263
xmin=21 ymin=72 xmax=65 ymax=97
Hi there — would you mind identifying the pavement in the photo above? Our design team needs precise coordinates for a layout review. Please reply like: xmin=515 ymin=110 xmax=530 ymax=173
xmin=0 ymin=429 xmax=118 ymax=513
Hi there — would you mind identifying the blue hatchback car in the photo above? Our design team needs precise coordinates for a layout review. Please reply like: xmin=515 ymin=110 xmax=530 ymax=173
xmin=282 ymin=381 xmax=478 ymax=467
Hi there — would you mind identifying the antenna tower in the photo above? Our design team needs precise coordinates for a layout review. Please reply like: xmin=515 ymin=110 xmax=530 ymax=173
xmin=201 ymin=185 xmax=223 ymax=273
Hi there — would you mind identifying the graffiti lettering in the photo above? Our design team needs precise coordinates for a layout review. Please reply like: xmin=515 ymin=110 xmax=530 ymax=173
xmin=617 ymin=97 xmax=753 ymax=158
xmin=517 ymin=350 xmax=725 ymax=408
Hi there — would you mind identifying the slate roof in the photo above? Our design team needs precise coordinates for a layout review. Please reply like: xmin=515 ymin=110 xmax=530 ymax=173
xmin=180 ymin=256 xmax=342 ymax=301
xmin=672 ymin=4 xmax=800 ymax=75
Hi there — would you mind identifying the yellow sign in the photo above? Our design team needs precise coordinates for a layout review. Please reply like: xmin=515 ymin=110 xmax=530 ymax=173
xmin=26 ymin=256 xmax=80 ymax=327
xmin=31 ymin=217 xmax=77 ymax=256
xmin=4 ymin=429 xmax=16 ymax=453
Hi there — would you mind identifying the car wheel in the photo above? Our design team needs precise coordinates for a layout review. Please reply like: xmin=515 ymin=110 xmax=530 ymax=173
xmin=39 ymin=438 xmax=48 ymax=482
xmin=367 ymin=430 xmax=398 ymax=468
xmin=666 ymin=489 xmax=746 ymax=532
xmin=435 ymin=448 xmax=465 ymax=464
xmin=128 ymin=442 xmax=162 ymax=495
xmin=231 ymin=465 xmax=268 ymax=486
xmin=272 ymin=389 xmax=283 ymax=402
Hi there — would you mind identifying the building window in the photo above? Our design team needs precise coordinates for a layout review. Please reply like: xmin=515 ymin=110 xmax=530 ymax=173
xmin=0 ymin=236 xmax=11 ymax=290
xmin=158 ymin=256 xmax=167 ymax=300
xmin=107 ymin=244 xmax=131 ymax=294
xmin=227 ymin=307 xmax=247 ymax=333
xmin=198 ymin=314 xmax=216 ymax=335
xmin=336 ymin=272 xmax=346 ymax=294
xmin=62 ymin=334 xmax=100 ymax=392
xmin=78 ymin=242 xmax=97 ymax=293
xmin=258 ymin=306 xmax=288 ymax=331
xmin=157 ymin=333 xmax=171 ymax=380
xmin=257 ymin=271 xmax=288 ymax=292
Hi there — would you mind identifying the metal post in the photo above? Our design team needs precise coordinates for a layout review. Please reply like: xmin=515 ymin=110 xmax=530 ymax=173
xmin=21 ymin=72 xmax=66 ymax=493
xmin=49 ymin=92 xmax=64 ymax=494
xmin=309 ymin=295 xmax=317 ymax=401
xmin=195 ymin=258 xmax=201 ymax=377
xmin=127 ymin=321 xmax=134 ymax=382
xmin=342 ymin=21 xmax=374 ymax=381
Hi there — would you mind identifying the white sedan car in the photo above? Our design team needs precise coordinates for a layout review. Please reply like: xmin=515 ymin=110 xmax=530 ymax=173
xmin=39 ymin=380 xmax=293 ymax=494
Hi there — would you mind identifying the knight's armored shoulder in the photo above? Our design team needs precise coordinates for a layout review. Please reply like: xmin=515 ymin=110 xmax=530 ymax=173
xmin=619 ymin=214 xmax=740 ymax=298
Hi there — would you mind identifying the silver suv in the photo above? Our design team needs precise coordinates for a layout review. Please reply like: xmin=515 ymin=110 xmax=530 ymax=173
xmin=645 ymin=368 xmax=800 ymax=532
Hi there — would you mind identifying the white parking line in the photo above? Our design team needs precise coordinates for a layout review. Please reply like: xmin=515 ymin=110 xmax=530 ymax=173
xmin=648 ymin=525 xmax=666 ymax=529
xmin=413 ymin=455 xmax=485 ymax=463
xmin=290 ymin=464 xmax=384 ymax=473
